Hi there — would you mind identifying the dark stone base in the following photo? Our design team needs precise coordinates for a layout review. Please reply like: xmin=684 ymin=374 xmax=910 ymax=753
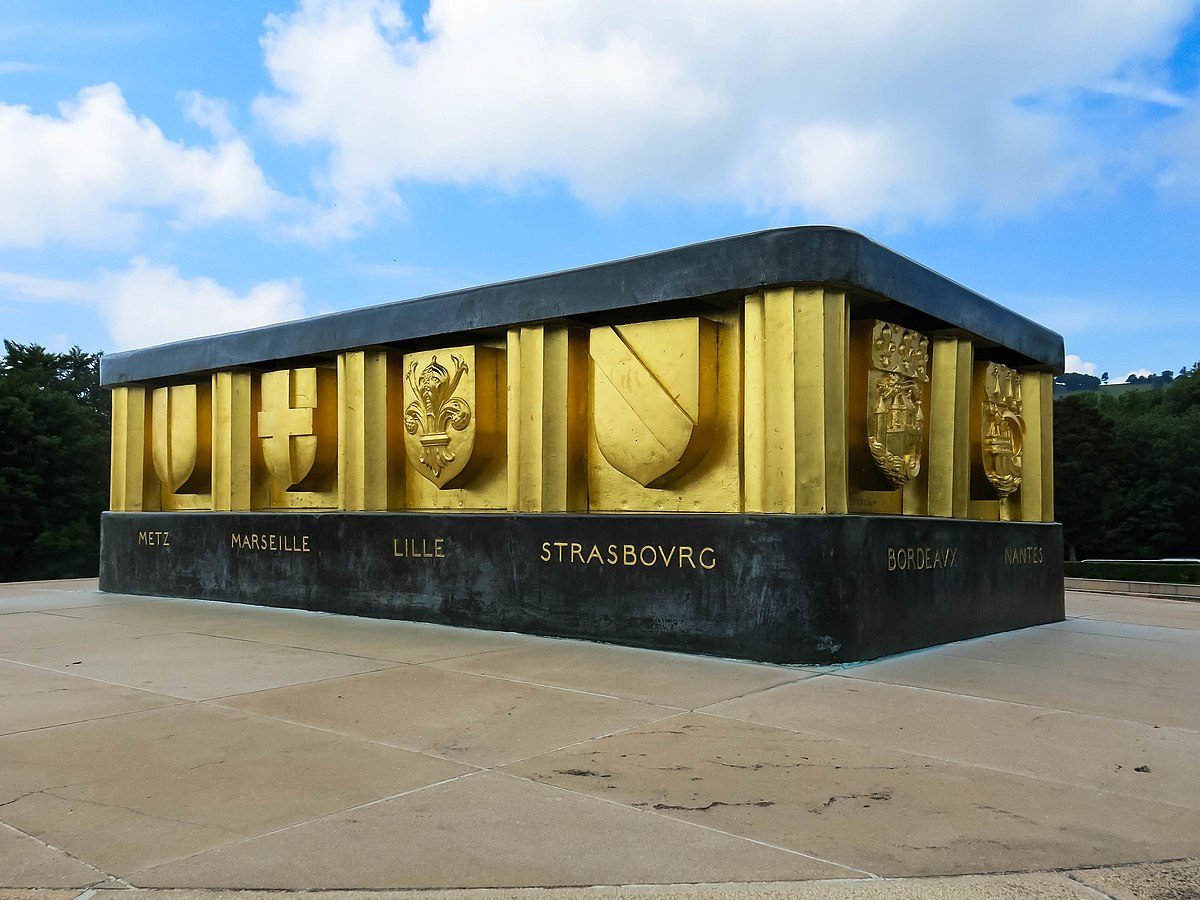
xmin=99 ymin=511 xmax=1064 ymax=664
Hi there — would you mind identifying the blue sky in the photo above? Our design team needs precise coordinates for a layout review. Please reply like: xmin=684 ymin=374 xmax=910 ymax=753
xmin=1 ymin=0 xmax=1198 ymax=380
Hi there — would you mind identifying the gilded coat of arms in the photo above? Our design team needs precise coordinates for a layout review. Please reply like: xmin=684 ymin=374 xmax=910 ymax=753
xmin=257 ymin=367 xmax=337 ymax=494
xmin=404 ymin=354 xmax=473 ymax=480
xmin=151 ymin=382 xmax=212 ymax=495
xmin=402 ymin=345 xmax=500 ymax=490
xmin=589 ymin=317 xmax=717 ymax=488
xmin=866 ymin=322 xmax=929 ymax=489
xmin=981 ymin=362 xmax=1024 ymax=498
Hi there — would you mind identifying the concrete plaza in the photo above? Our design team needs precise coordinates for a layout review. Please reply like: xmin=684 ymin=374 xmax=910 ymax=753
xmin=0 ymin=580 xmax=1198 ymax=898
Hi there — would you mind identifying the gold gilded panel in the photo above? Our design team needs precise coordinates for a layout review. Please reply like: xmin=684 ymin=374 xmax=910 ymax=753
xmin=590 ymin=318 xmax=716 ymax=488
xmin=507 ymin=326 xmax=588 ymax=512
xmin=927 ymin=335 xmax=973 ymax=518
xmin=257 ymin=366 xmax=338 ymax=509
xmin=110 ymin=386 xmax=159 ymax=512
xmin=152 ymin=381 xmax=213 ymax=510
xmin=339 ymin=350 xmax=405 ymax=510
xmin=744 ymin=287 xmax=848 ymax=514
xmin=403 ymin=344 xmax=506 ymax=510
xmin=1019 ymin=370 xmax=1054 ymax=523
xmin=212 ymin=370 xmax=266 ymax=511
xmin=589 ymin=311 xmax=739 ymax=513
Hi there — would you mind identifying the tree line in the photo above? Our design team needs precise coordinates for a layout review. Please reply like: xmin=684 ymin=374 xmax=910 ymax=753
xmin=0 ymin=340 xmax=1195 ymax=580
xmin=1055 ymin=363 xmax=1200 ymax=560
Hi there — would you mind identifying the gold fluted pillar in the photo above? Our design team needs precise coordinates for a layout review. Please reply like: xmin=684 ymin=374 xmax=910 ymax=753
xmin=1019 ymin=370 xmax=1054 ymax=522
xmin=338 ymin=350 xmax=403 ymax=511
xmin=212 ymin=371 xmax=261 ymax=511
xmin=926 ymin=335 xmax=973 ymax=518
xmin=507 ymin=325 xmax=588 ymax=511
xmin=110 ymin=386 xmax=159 ymax=511
xmin=744 ymin=287 xmax=848 ymax=514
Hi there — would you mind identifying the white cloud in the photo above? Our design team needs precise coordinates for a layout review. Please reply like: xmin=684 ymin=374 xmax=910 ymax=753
xmin=0 ymin=260 xmax=307 ymax=350
xmin=0 ymin=61 xmax=48 ymax=75
xmin=254 ymin=0 xmax=1195 ymax=230
xmin=1064 ymin=354 xmax=1098 ymax=376
xmin=0 ymin=83 xmax=284 ymax=248
xmin=100 ymin=259 xmax=306 ymax=349
xmin=1124 ymin=368 xmax=1154 ymax=381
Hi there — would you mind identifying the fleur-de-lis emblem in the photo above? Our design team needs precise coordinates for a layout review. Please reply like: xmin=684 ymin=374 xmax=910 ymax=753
xmin=404 ymin=355 xmax=473 ymax=478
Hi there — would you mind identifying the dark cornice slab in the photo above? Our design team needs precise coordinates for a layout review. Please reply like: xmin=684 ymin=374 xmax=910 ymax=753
xmin=100 ymin=226 xmax=1064 ymax=386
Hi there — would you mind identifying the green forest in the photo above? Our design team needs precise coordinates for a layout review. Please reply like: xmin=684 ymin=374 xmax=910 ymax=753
xmin=0 ymin=340 xmax=1196 ymax=580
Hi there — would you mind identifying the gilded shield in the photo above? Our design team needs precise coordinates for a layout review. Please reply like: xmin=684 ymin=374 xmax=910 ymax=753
xmin=865 ymin=322 xmax=929 ymax=489
xmin=589 ymin=318 xmax=717 ymax=488
xmin=402 ymin=345 xmax=499 ymax=489
xmin=257 ymin=367 xmax=337 ymax=493
xmin=151 ymin=382 xmax=212 ymax=494
xmin=981 ymin=362 xmax=1025 ymax=497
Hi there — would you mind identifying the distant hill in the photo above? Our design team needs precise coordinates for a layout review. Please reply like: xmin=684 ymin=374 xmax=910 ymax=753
xmin=1054 ymin=370 xmax=1179 ymax=397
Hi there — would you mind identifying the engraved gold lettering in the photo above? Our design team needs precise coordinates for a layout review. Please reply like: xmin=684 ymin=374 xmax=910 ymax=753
xmin=699 ymin=547 xmax=716 ymax=570
xmin=541 ymin=541 xmax=551 ymax=562
xmin=678 ymin=546 xmax=695 ymax=569
xmin=887 ymin=545 xmax=959 ymax=571
xmin=624 ymin=544 xmax=637 ymax=566
xmin=607 ymin=544 xmax=618 ymax=564
xmin=1005 ymin=545 xmax=1045 ymax=565
xmin=230 ymin=532 xmax=311 ymax=553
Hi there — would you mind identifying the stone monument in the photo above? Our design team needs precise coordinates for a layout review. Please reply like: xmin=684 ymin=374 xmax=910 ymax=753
xmin=100 ymin=227 xmax=1064 ymax=663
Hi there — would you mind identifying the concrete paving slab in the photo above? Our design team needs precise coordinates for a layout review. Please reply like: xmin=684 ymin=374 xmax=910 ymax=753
xmin=0 ymin=710 xmax=463 ymax=878
xmin=130 ymin=770 xmax=850 ymax=889
xmin=0 ymin=631 xmax=397 ymax=700
xmin=1067 ymin=591 xmax=1200 ymax=630
xmin=192 ymin=611 xmax=542 ymax=664
xmin=0 ymin=585 xmax=147 ymax=615
xmin=0 ymin=659 xmax=180 ymax=736
xmin=0 ymin=611 xmax=176 ymax=652
xmin=3 ymin=586 xmax=1199 ymax=890
xmin=0 ymin=823 xmax=106 ymax=889
xmin=506 ymin=712 xmax=1200 ymax=878
xmin=1045 ymin=615 xmax=1200 ymax=645
xmin=940 ymin=628 xmax=1200 ymax=688
xmin=0 ymin=703 xmax=467 ymax=875
xmin=42 ymin=596 xmax=320 ymax=631
xmin=702 ymin=675 xmax=1200 ymax=809
xmin=432 ymin=640 xmax=816 ymax=708
xmin=1070 ymin=858 xmax=1200 ymax=899
xmin=965 ymin=624 xmax=1200 ymax=665
xmin=841 ymin=647 xmax=1200 ymax=730
xmin=217 ymin=664 xmax=675 ymax=767
xmin=44 ymin=875 xmax=1108 ymax=899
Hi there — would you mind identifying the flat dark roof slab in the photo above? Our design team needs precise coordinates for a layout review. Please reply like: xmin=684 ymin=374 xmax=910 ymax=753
xmin=100 ymin=226 xmax=1064 ymax=386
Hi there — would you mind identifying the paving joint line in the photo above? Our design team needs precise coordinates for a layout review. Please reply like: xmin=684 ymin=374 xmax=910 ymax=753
xmin=122 ymin=770 xmax=485 ymax=884
xmin=0 ymin=816 xmax=128 ymax=889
